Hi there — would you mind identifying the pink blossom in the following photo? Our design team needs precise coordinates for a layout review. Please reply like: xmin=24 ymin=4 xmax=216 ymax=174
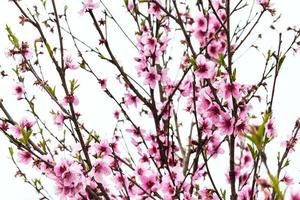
xmin=197 ymin=91 xmax=212 ymax=111
xmin=61 ymin=95 xmax=79 ymax=106
xmin=143 ymin=67 xmax=161 ymax=89
xmin=195 ymin=14 xmax=208 ymax=32
xmin=79 ymin=0 xmax=99 ymax=15
xmin=113 ymin=110 xmax=120 ymax=119
xmin=98 ymin=78 xmax=107 ymax=90
xmin=211 ymin=0 xmax=224 ymax=10
xmin=114 ymin=173 xmax=129 ymax=190
xmin=208 ymin=14 xmax=221 ymax=33
xmin=39 ymin=155 xmax=55 ymax=175
xmin=148 ymin=2 xmax=162 ymax=20
xmin=281 ymin=174 xmax=294 ymax=185
xmin=157 ymin=102 xmax=173 ymax=120
xmin=291 ymin=191 xmax=300 ymax=200
xmin=207 ymin=41 xmax=221 ymax=60
xmin=127 ymin=0 xmax=134 ymax=11
xmin=192 ymin=165 xmax=205 ymax=181
xmin=126 ymin=127 xmax=145 ymax=138
xmin=180 ymin=77 xmax=193 ymax=97
xmin=265 ymin=118 xmax=277 ymax=137
xmin=238 ymin=186 xmax=251 ymax=200
xmin=20 ymin=118 xmax=35 ymax=129
xmin=205 ymin=103 xmax=222 ymax=123
xmin=193 ymin=29 xmax=207 ymax=46
xmin=140 ymin=174 xmax=158 ymax=192
xmin=135 ymin=56 xmax=148 ymax=76
xmin=218 ymin=9 xmax=227 ymax=22
xmin=53 ymin=113 xmax=65 ymax=128
xmin=199 ymin=189 xmax=219 ymax=200
xmin=242 ymin=150 xmax=253 ymax=166
xmin=195 ymin=55 xmax=215 ymax=79
xmin=222 ymin=82 xmax=241 ymax=99
xmin=199 ymin=118 xmax=212 ymax=135
xmin=207 ymin=135 xmax=225 ymax=157
xmin=11 ymin=118 xmax=35 ymax=138
xmin=257 ymin=0 xmax=271 ymax=8
xmin=20 ymin=41 xmax=32 ymax=60
xmin=13 ymin=82 xmax=25 ymax=100
xmin=89 ymin=159 xmax=111 ymax=183
xmin=218 ymin=114 xmax=234 ymax=135
xmin=11 ymin=125 xmax=22 ymax=138
xmin=0 ymin=120 xmax=9 ymax=131
xmin=235 ymin=119 xmax=248 ymax=135
xmin=65 ymin=55 xmax=78 ymax=70
xmin=124 ymin=93 xmax=140 ymax=107
xmin=139 ymin=34 xmax=157 ymax=56
xmin=157 ymin=35 xmax=170 ymax=53
xmin=90 ymin=139 xmax=112 ymax=156
xmin=135 ymin=164 xmax=148 ymax=176
xmin=18 ymin=150 xmax=32 ymax=164
xmin=160 ymin=68 xmax=169 ymax=85
xmin=53 ymin=159 xmax=87 ymax=199
xmin=54 ymin=159 xmax=70 ymax=177
xmin=161 ymin=176 xmax=175 ymax=196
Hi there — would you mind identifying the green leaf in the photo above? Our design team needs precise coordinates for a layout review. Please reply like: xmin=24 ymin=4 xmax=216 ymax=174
xmin=217 ymin=54 xmax=227 ymax=67
xmin=40 ymin=0 xmax=47 ymax=8
xmin=46 ymin=85 xmax=56 ymax=97
xmin=21 ymin=129 xmax=32 ymax=144
xmin=8 ymin=147 xmax=14 ymax=158
xmin=40 ymin=140 xmax=47 ymax=153
xmin=266 ymin=50 xmax=272 ymax=60
xmin=245 ymin=125 xmax=264 ymax=150
xmin=277 ymin=55 xmax=286 ymax=72
xmin=269 ymin=174 xmax=283 ymax=200
xmin=45 ymin=42 xmax=53 ymax=57
xmin=70 ymin=79 xmax=80 ymax=93
xmin=189 ymin=57 xmax=197 ymax=71
xmin=5 ymin=25 xmax=19 ymax=48
xmin=283 ymin=159 xmax=290 ymax=168
xmin=247 ymin=144 xmax=257 ymax=159
xmin=232 ymin=68 xmax=237 ymax=81
xmin=33 ymin=178 xmax=42 ymax=190
xmin=220 ymin=189 xmax=227 ymax=200
xmin=64 ymin=5 xmax=68 ymax=13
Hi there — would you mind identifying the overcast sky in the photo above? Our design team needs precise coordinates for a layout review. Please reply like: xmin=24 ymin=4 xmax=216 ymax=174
xmin=1 ymin=0 xmax=300 ymax=199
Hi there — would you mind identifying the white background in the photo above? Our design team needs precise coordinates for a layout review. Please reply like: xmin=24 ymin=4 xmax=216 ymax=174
xmin=1 ymin=0 xmax=300 ymax=199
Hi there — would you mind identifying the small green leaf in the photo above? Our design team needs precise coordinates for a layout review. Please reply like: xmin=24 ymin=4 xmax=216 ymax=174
xmin=247 ymin=144 xmax=257 ymax=159
xmin=220 ymin=189 xmax=227 ymax=200
xmin=189 ymin=57 xmax=197 ymax=70
xmin=277 ymin=55 xmax=286 ymax=72
xmin=40 ymin=140 xmax=46 ymax=153
xmin=45 ymin=42 xmax=53 ymax=57
xmin=33 ymin=178 xmax=42 ymax=190
xmin=217 ymin=54 xmax=226 ymax=67
xmin=46 ymin=85 xmax=56 ymax=97
xmin=8 ymin=147 xmax=14 ymax=158
xmin=232 ymin=68 xmax=237 ymax=81
xmin=269 ymin=174 xmax=283 ymax=200
xmin=64 ymin=5 xmax=68 ymax=13
xmin=70 ymin=79 xmax=80 ymax=93
xmin=21 ymin=129 xmax=32 ymax=144
xmin=283 ymin=159 xmax=290 ymax=168
xmin=40 ymin=0 xmax=47 ymax=8
xmin=5 ymin=25 xmax=19 ymax=48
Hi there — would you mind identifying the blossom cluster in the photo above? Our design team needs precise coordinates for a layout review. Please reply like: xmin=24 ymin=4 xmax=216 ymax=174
xmin=1 ymin=0 xmax=300 ymax=200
